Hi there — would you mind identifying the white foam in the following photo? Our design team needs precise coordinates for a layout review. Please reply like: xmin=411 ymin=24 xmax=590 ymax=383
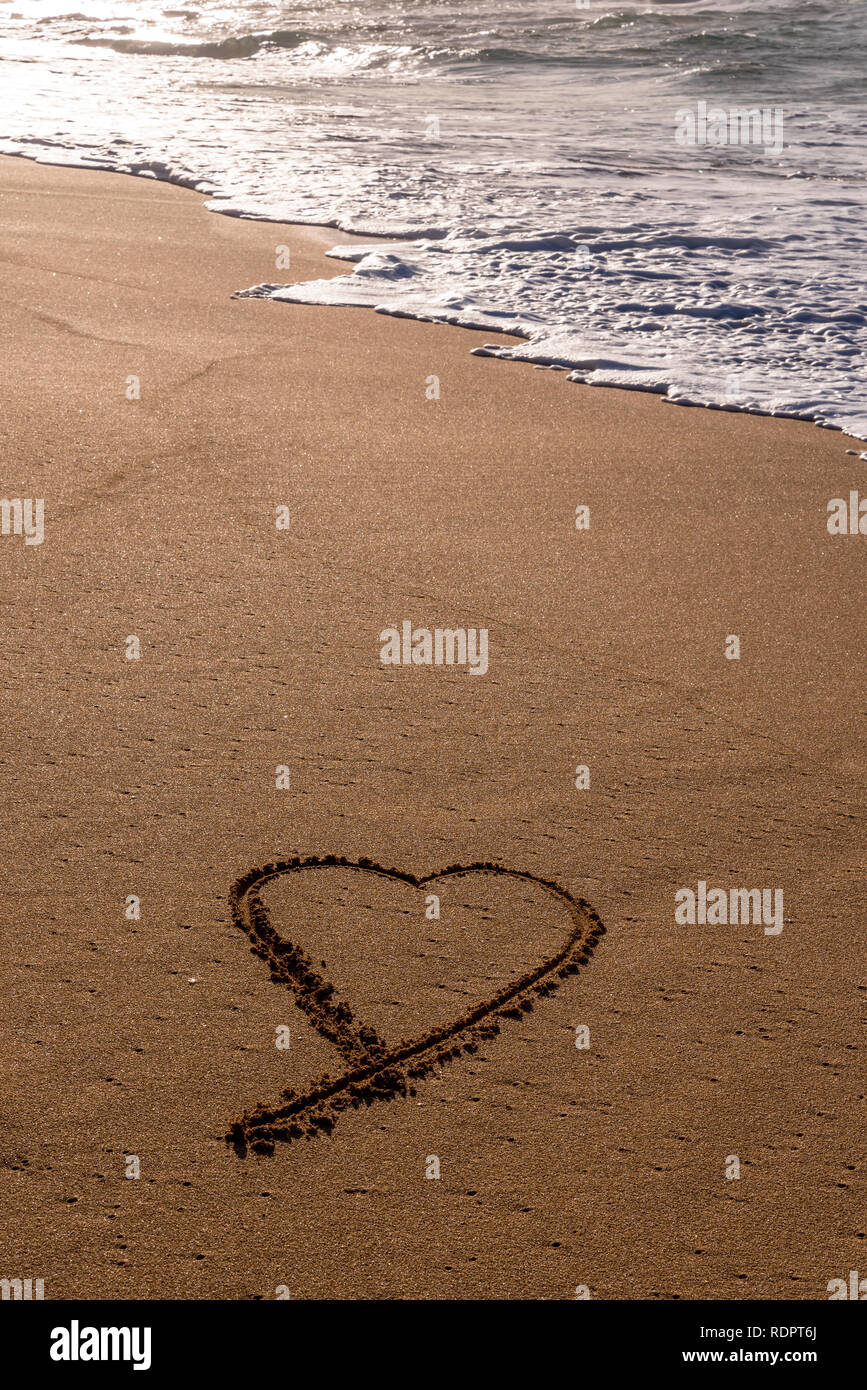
xmin=1 ymin=0 xmax=865 ymax=439
xmin=244 ymin=219 xmax=867 ymax=440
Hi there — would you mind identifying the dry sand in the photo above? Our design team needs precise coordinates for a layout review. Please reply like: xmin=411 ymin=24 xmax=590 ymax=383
xmin=0 ymin=153 xmax=863 ymax=1300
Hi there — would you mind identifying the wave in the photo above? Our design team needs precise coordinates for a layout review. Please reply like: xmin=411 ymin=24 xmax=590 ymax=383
xmin=78 ymin=29 xmax=315 ymax=60
xmin=2 ymin=0 xmax=864 ymax=440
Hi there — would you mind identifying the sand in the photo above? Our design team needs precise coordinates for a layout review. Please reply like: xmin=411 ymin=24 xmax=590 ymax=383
xmin=0 ymin=153 xmax=863 ymax=1300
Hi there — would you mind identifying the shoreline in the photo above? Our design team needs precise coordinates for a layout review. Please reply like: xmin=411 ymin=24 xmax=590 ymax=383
xmin=3 ymin=147 xmax=863 ymax=443
xmin=0 ymin=152 xmax=863 ymax=1300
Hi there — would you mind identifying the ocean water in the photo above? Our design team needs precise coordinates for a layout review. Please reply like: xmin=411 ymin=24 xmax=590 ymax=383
xmin=1 ymin=0 xmax=865 ymax=438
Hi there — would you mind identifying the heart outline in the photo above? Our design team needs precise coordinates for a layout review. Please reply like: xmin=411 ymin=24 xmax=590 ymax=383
xmin=225 ymin=857 xmax=606 ymax=1157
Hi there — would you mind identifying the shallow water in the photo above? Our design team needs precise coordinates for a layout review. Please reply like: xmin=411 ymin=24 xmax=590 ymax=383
xmin=2 ymin=0 xmax=865 ymax=437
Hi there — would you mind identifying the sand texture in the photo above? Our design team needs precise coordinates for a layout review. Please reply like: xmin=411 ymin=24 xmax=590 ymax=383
xmin=0 ymin=155 xmax=863 ymax=1300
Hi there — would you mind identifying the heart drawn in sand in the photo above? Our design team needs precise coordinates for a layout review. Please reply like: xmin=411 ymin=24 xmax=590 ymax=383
xmin=225 ymin=857 xmax=606 ymax=1157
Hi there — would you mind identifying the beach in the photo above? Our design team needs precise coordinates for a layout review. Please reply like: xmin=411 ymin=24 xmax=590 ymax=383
xmin=0 ymin=153 xmax=863 ymax=1300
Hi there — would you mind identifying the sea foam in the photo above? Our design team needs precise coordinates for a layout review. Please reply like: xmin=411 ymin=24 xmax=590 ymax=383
xmin=1 ymin=0 xmax=865 ymax=438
